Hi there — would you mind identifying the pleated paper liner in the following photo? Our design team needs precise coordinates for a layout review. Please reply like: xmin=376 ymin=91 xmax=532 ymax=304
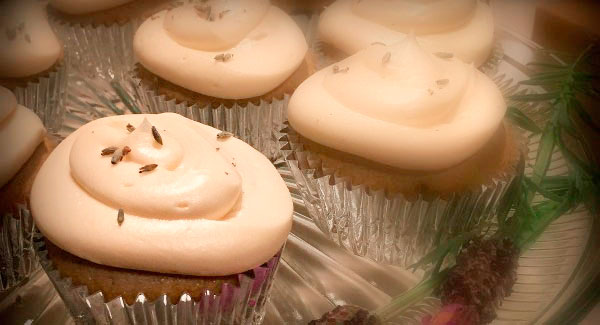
xmin=48 ymin=18 xmax=141 ymax=83
xmin=131 ymin=79 xmax=291 ymax=162
xmin=35 ymin=239 xmax=281 ymax=325
xmin=0 ymin=208 xmax=38 ymax=296
xmin=7 ymin=62 xmax=67 ymax=133
xmin=280 ymin=127 xmax=525 ymax=267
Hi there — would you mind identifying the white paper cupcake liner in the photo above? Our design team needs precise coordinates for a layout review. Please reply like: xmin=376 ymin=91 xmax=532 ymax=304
xmin=49 ymin=18 xmax=142 ymax=83
xmin=280 ymin=128 xmax=524 ymax=267
xmin=131 ymin=78 xmax=290 ymax=161
xmin=36 ymin=239 xmax=281 ymax=325
xmin=11 ymin=63 xmax=67 ymax=133
xmin=0 ymin=208 xmax=38 ymax=294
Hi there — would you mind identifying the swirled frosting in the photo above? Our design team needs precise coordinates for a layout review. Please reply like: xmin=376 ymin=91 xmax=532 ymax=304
xmin=134 ymin=0 xmax=308 ymax=99
xmin=319 ymin=0 xmax=494 ymax=66
xmin=31 ymin=113 xmax=292 ymax=276
xmin=287 ymin=36 xmax=506 ymax=171
xmin=0 ymin=0 xmax=62 ymax=78
xmin=0 ymin=86 xmax=46 ymax=187
xmin=49 ymin=0 xmax=135 ymax=15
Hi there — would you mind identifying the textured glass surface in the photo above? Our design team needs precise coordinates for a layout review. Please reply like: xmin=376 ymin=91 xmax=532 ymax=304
xmin=0 ymin=28 xmax=596 ymax=325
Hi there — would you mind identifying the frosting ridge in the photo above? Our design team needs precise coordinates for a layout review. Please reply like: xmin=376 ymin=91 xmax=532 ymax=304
xmin=288 ymin=37 xmax=506 ymax=171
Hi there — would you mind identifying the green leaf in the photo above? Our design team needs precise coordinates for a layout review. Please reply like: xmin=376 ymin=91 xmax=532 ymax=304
xmin=506 ymin=106 xmax=543 ymax=133
xmin=526 ymin=62 xmax=567 ymax=69
xmin=523 ymin=177 xmax=564 ymax=202
xmin=510 ymin=92 xmax=560 ymax=102
xmin=531 ymin=125 xmax=557 ymax=187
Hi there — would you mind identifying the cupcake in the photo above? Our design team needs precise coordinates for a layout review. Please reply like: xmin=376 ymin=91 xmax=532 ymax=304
xmin=317 ymin=0 xmax=496 ymax=68
xmin=47 ymin=0 xmax=172 ymax=81
xmin=31 ymin=113 xmax=292 ymax=323
xmin=282 ymin=36 xmax=524 ymax=266
xmin=0 ymin=86 xmax=54 ymax=293
xmin=0 ymin=0 xmax=66 ymax=132
xmin=131 ymin=0 xmax=314 ymax=160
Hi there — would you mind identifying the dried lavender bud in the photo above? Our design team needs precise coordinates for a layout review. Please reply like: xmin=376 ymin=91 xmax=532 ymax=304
xmin=217 ymin=131 xmax=233 ymax=139
xmin=194 ymin=4 xmax=212 ymax=20
xmin=111 ymin=149 xmax=124 ymax=164
xmin=436 ymin=79 xmax=450 ymax=88
xmin=151 ymin=126 xmax=163 ymax=145
xmin=126 ymin=123 xmax=136 ymax=132
xmin=101 ymin=146 xmax=118 ymax=156
xmin=440 ymin=238 xmax=519 ymax=324
xmin=219 ymin=9 xmax=231 ymax=19
xmin=139 ymin=164 xmax=158 ymax=173
xmin=332 ymin=65 xmax=349 ymax=74
xmin=382 ymin=52 xmax=391 ymax=64
xmin=117 ymin=209 xmax=124 ymax=225
xmin=309 ymin=305 xmax=380 ymax=325
xmin=214 ymin=53 xmax=234 ymax=62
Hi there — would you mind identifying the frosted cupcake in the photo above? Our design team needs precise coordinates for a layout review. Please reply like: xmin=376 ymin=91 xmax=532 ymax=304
xmin=47 ymin=0 xmax=171 ymax=81
xmin=282 ymin=37 xmax=523 ymax=266
xmin=0 ymin=86 xmax=54 ymax=293
xmin=0 ymin=0 xmax=66 ymax=132
xmin=131 ymin=0 xmax=314 ymax=160
xmin=31 ymin=113 xmax=292 ymax=323
xmin=317 ymin=0 xmax=496 ymax=69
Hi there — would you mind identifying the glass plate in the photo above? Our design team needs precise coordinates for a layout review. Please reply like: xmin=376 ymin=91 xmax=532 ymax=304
xmin=1 ymin=28 xmax=597 ymax=325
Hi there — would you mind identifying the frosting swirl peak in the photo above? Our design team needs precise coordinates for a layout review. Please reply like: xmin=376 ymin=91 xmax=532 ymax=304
xmin=69 ymin=117 xmax=242 ymax=220
xmin=165 ymin=0 xmax=270 ymax=51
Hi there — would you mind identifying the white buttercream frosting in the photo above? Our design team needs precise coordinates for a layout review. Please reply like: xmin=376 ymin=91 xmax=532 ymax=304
xmin=0 ymin=0 xmax=62 ymax=78
xmin=31 ymin=113 xmax=293 ymax=276
xmin=134 ymin=0 xmax=308 ymax=99
xmin=288 ymin=37 xmax=506 ymax=171
xmin=319 ymin=0 xmax=494 ymax=66
xmin=0 ymin=86 xmax=46 ymax=187
xmin=49 ymin=0 xmax=135 ymax=15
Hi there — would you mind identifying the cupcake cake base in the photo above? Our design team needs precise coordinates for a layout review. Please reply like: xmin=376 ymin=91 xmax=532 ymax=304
xmin=37 ymin=240 xmax=281 ymax=324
